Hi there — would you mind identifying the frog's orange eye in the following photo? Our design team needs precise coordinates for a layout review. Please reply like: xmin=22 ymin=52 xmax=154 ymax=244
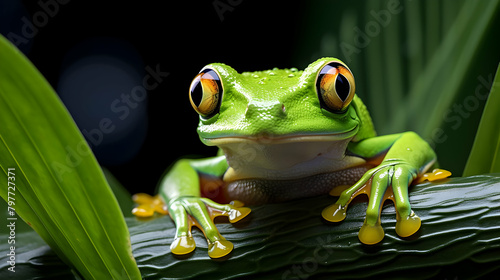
xmin=189 ymin=68 xmax=223 ymax=118
xmin=315 ymin=61 xmax=355 ymax=113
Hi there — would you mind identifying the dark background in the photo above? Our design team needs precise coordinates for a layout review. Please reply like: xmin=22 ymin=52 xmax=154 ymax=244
xmin=1 ymin=0 xmax=499 ymax=195
xmin=1 ymin=0 xmax=309 ymax=194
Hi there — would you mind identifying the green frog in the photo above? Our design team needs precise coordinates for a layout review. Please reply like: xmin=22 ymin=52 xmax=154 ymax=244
xmin=146 ymin=58 xmax=446 ymax=258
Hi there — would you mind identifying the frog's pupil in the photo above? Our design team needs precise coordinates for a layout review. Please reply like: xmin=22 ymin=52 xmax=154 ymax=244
xmin=335 ymin=74 xmax=350 ymax=102
xmin=191 ymin=79 xmax=204 ymax=107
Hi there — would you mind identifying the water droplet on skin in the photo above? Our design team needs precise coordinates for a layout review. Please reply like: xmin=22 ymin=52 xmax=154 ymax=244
xmin=290 ymin=67 xmax=298 ymax=72
xmin=253 ymin=74 xmax=259 ymax=78
xmin=272 ymin=67 xmax=279 ymax=71
xmin=288 ymin=74 xmax=295 ymax=78
xmin=269 ymin=72 xmax=276 ymax=76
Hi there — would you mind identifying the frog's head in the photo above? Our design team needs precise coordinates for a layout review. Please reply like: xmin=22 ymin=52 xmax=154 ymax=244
xmin=188 ymin=57 xmax=362 ymax=179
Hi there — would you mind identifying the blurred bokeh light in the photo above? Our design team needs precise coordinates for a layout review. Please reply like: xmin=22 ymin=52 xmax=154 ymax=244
xmin=57 ymin=38 xmax=147 ymax=165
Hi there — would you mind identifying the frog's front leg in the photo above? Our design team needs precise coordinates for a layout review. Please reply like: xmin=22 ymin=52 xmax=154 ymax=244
xmin=158 ymin=156 xmax=251 ymax=258
xmin=322 ymin=132 xmax=441 ymax=244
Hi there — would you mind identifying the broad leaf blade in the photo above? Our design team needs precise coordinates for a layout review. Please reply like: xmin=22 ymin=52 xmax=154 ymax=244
xmin=102 ymin=168 xmax=135 ymax=217
xmin=463 ymin=64 xmax=500 ymax=176
xmin=0 ymin=35 xmax=141 ymax=279
xmin=388 ymin=0 xmax=500 ymax=136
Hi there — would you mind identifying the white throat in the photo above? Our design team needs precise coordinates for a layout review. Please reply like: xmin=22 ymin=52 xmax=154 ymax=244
xmin=215 ymin=135 xmax=365 ymax=181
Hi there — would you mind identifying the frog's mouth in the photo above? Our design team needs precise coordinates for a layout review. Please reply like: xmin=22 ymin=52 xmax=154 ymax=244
xmin=202 ymin=125 xmax=359 ymax=146
xmin=202 ymin=126 xmax=365 ymax=181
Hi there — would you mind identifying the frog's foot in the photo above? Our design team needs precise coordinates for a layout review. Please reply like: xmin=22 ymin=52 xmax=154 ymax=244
xmin=322 ymin=178 xmax=395 ymax=245
xmin=322 ymin=161 xmax=450 ymax=245
xmin=413 ymin=168 xmax=452 ymax=184
xmin=131 ymin=193 xmax=168 ymax=217
xmin=167 ymin=197 xmax=251 ymax=258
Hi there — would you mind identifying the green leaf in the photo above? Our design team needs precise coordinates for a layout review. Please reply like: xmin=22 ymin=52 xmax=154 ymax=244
xmin=409 ymin=0 xmax=500 ymax=138
xmin=2 ymin=175 xmax=500 ymax=279
xmin=0 ymin=35 xmax=141 ymax=279
xmin=102 ymin=168 xmax=135 ymax=217
xmin=349 ymin=0 xmax=500 ymax=137
xmin=463 ymin=64 xmax=500 ymax=176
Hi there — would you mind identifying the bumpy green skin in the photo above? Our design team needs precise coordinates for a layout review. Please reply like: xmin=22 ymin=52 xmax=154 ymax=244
xmin=159 ymin=57 xmax=436 ymax=257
